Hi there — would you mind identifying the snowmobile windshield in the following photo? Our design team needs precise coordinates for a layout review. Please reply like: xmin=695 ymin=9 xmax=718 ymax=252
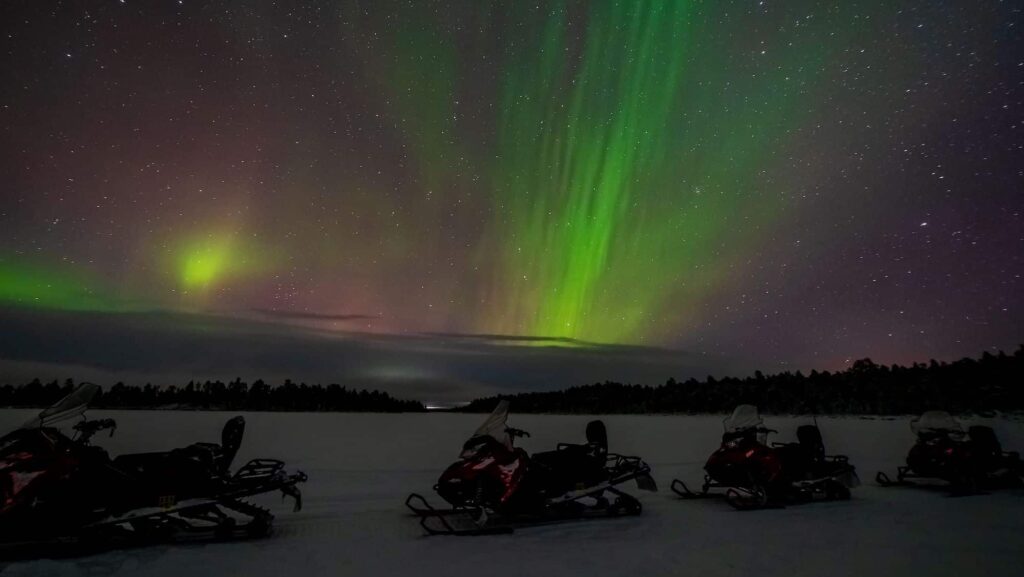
xmin=461 ymin=400 xmax=512 ymax=457
xmin=724 ymin=404 xmax=763 ymax=433
xmin=910 ymin=411 xmax=962 ymax=437
xmin=19 ymin=383 xmax=101 ymax=431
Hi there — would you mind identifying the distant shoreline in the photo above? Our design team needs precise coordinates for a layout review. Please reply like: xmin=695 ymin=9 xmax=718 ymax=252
xmin=2 ymin=346 xmax=1020 ymax=416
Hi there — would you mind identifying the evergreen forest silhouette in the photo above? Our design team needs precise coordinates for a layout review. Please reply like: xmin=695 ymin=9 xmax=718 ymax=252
xmin=460 ymin=347 xmax=1024 ymax=415
xmin=1 ymin=347 xmax=1021 ymax=415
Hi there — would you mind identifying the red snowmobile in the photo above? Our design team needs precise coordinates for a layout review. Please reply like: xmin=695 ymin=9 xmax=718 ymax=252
xmin=0 ymin=384 xmax=306 ymax=555
xmin=876 ymin=411 xmax=1023 ymax=492
xmin=671 ymin=405 xmax=859 ymax=509
xmin=405 ymin=401 xmax=656 ymax=535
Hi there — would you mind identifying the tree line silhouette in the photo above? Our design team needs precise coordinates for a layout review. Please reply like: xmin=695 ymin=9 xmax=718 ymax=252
xmin=461 ymin=346 xmax=1024 ymax=415
xmin=2 ymin=347 xmax=1021 ymax=415
xmin=0 ymin=378 xmax=425 ymax=412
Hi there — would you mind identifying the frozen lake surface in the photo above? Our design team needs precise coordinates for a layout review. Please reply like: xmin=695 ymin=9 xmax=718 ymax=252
xmin=1 ymin=410 xmax=1022 ymax=577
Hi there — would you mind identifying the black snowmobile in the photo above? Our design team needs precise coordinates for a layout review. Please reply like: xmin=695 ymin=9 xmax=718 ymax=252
xmin=0 ymin=384 xmax=307 ymax=555
xmin=406 ymin=401 xmax=657 ymax=535
xmin=671 ymin=405 xmax=859 ymax=509
xmin=876 ymin=411 xmax=1023 ymax=493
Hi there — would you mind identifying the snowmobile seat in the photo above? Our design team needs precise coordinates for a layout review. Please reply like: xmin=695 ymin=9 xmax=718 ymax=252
xmin=531 ymin=447 xmax=608 ymax=491
xmin=179 ymin=415 xmax=245 ymax=474
xmin=585 ymin=420 xmax=608 ymax=455
xmin=112 ymin=449 xmax=216 ymax=491
xmin=533 ymin=421 xmax=611 ymax=490
xmin=796 ymin=425 xmax=826 ymax=462
xmin=214 ymin=415 xmax=245 ymax=471
xmin=967 ymin=426 xmax=1003 ymax=464
xmin=772 ymin=425 xmax=842 ymax=480
xmin=548 ymin=420 xmax=607 ymax=459
xmin=113 ymin=416 xmax=245 ymax=483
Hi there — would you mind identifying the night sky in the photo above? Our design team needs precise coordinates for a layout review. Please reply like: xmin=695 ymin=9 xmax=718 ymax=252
xmin=1 ymin=1 xmax=1021 ymax=403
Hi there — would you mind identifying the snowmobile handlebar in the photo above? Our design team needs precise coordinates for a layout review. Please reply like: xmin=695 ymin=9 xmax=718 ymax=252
xmin=505 ymin=427 xmax=531 ymax=438
xmin=73 ymin=418 xmax=117 ymax=442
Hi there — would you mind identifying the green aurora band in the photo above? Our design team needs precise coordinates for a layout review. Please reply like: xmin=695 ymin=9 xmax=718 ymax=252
xmin=477 ymin=1 xmax=848 ymax=344
xmin=0 ymin=258 xmax=124 ymax=312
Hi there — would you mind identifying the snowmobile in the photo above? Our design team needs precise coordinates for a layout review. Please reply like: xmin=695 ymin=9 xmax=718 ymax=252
xmin=405 ymin=401 xmax=657 ymax=535
xmin=875 ymin=411 xmax=1023 ymax=493
xmin=0 ymin=383 xmax=307 ymax=555
xmin=670 ymin=405 xmax=859 ymax=509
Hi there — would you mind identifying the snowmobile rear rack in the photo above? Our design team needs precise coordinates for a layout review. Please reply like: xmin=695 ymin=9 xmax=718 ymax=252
xmin=233 ymin=458 xmax=300 ymax=483
xmin=616 ymin=453 xmax=658 ymax=490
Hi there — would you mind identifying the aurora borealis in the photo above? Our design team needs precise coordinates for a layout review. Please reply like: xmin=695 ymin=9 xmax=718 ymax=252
xmin=1 ymin=1 xmax=1021 ymax=401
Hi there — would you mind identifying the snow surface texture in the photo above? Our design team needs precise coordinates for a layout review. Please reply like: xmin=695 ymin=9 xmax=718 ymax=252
xmin=1 ymin=410 xmax=1022 ymax=577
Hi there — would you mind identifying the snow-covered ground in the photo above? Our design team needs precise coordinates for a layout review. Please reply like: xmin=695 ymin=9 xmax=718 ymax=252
xmin=1 ymin=409 xmax=1022 ymax=577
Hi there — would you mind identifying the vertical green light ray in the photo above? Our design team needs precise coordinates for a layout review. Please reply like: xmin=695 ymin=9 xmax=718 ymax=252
xmin=483 ymin=0 xmax=694 ymax=339
xmin=478 ymin=1 xmax=855 ymax=343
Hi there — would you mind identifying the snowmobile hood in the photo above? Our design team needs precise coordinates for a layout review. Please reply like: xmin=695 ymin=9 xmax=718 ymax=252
xmin=18 ymin=383 xmax=101 ymax=431
xmin=463 ymin=400 xmax=512 ymax=456
xmin=910 ymin=411 xmax=962 ymax=435
xmin=724 ymin=404 xmax=763 ymax=432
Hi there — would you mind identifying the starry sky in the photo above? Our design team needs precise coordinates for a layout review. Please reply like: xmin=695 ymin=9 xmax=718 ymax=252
xmin=0 ymin=1 xmax=1021 ymax=402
